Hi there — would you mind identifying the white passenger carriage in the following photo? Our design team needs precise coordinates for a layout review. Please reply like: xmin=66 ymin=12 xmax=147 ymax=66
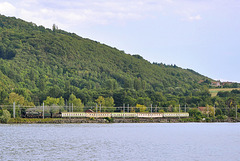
xmin=111 ymin=113 xmax=138 ymax=118
xmin=62 ymin=112 xmax=86 ymax=117
xmin=163 ymin=112 xmax=189 ymax=117
xmin=124 ymin=113 xmax=138 ymax=117
xmin=62 ymin=112 xmax=189 ymax=118
xmin=137 ymin=113 xmax=164 ymax=118
xmin=95 ymin=113 xmax=112 ymax=118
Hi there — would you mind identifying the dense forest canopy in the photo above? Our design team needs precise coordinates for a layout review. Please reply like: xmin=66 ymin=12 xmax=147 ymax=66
xmin=0 ymin=14 xmax=239 ymax=112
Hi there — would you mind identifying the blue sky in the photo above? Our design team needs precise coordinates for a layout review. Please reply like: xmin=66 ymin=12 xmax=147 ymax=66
xmin=1 ymin=0 xmax=240 ymax=82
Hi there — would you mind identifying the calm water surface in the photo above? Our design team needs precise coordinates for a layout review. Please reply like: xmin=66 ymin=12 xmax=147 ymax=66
xmin=0 ymin=123 xmax=239 ymax=161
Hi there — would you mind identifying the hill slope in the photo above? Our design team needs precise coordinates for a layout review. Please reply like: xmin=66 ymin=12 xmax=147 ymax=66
xmin=0 ymin=15 xmax=210 ymax=106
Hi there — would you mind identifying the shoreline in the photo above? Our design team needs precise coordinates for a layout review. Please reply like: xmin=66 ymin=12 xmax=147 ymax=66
xmin=3 ymin=117 xmax=239 ymax=124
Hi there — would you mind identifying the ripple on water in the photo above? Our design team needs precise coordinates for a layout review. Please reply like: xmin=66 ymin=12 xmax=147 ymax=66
xmin=0 ymin=123 xmax=240 ymax=161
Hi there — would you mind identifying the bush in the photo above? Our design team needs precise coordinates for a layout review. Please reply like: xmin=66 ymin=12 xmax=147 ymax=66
xmin=104 ymin=117 xmax=114 ymax=123
xmin=0 ymin=110 xmax=11 ymax=123
xmin=205 ymin=117 xmax=211 ymax=122
xmin=216 ymin=115 xmax=224 ymax=120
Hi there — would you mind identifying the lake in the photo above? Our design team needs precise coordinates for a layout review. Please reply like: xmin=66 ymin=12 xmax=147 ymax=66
xmin=0 ymin=123 xmax=239 ymax=161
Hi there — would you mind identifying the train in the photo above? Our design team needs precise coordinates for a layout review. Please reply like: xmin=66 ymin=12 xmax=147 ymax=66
xmin=61 ymin=112 xmax=189 ymax=118
xmin=23 ymin=111 xmax=61 ymax=118
xmin=23 ymin=109 xmax=189 ymax=118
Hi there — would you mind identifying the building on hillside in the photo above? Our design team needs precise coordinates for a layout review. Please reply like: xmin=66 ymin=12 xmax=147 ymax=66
xmin=198 ymin=107 xmax=207 ymax=113
xmin=198 ymin=107 xmax=208 ymax=114
xmin=211 ymin=81 xmax=221 ymax=87
xmin=198 ymin=107 xmax=211 ymax=115
xmin=85 ymin=109 xmax=94 ymax=113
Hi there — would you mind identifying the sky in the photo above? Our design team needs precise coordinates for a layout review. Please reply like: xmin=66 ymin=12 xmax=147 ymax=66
xmin=0 ymin=0 xmax=240 ymax=82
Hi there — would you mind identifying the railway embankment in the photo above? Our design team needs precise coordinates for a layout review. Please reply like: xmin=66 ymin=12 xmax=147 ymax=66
xmin=5 ymin=117 xmax=239 ymax=124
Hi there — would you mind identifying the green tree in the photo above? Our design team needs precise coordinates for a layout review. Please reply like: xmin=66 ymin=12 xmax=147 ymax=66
xmin=69 ymin=94 xmax=84 ymax=111
xmin=0 ymin=110 xmax=11 ymax=123
xmin=123 ymin=96 xmax=136 ymax=107
xmin=136 ymin=104 xmax=147 ymax=113
xmin=105 ymin=97 xmax=115 ymax=107
xmin=105 ymin=79 xmax=118 ymax=90
xmin=189 ymin=108 xmax=202 ymax=121
xmin=44 ymin=96 xmax=64 ymax=106
xmin=134 ymin=78 xmax=142 ymax=91
xmin=96 ymin=96 xmax=105 ymax=106
xmin=5 ymin=92 xmax=34 ymax=106
xmin=0 ymin=89 xmax=8 ymax=104
xmin=48 ymin=85 xmax=63 ymax=98
xmin=38 ymin=76 xmax=47 ymax=91
xmin=136 ymin=97 xmax=151 ymax=107
xmin=215 ymin=108 xmax=223 ymax=116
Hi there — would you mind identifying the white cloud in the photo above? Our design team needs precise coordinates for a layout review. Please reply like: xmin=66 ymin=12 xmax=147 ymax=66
xmin=0 ymin=0 xmax=170 ymax=28
xmin=0 ymin=0 xmax=237 ymax=29
xmin=1 ymin=0 xmax=208 ymax=29
xmin=188 ymin=15 xmax=202 ymax=21
xmin=0 ymin=2 xmax=16 ymax=16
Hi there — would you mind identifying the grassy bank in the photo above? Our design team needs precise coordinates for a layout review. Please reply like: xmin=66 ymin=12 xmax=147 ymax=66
xmin=209 ymin=88 xmax=240 ymax=97
xmin=8 ymin=118 xmax=63 ymax=124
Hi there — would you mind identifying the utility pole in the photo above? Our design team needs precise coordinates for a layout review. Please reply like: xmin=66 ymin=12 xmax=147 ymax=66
xmin=69 ymin=103 xmax=71 ymax=119
xmin=179 ymin=104 xmax=180 ymax=119
xmin=65 ymin=100 xmax=67 ymax=111
xmin=207 ymin=105 xmax=209 ymax=117
xmin=13 ymin=102 xmax=15 ymax=118
xmin=151 ymin=104 xmax=152 ymax=119
xmin=43 ymin=102 xmax=44 ymax=119
xmin=185 ymin=104 xmax=186 ymax=113
xmin=96 ymin=104 xmax=98 ymax=119
xmin=123 ymin=104 xmax=125 ymax=120
xmin=236 ymin=105 xmax=238 ymax=120
xmin=214 ymin=104 xmax=215 ymax=117
xmin=72 ymin=103 xmax=73 ymax=112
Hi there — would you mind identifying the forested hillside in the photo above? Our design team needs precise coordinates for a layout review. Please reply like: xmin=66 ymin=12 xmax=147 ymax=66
xmin=0 ymin=14 xmax=215 ymax=107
